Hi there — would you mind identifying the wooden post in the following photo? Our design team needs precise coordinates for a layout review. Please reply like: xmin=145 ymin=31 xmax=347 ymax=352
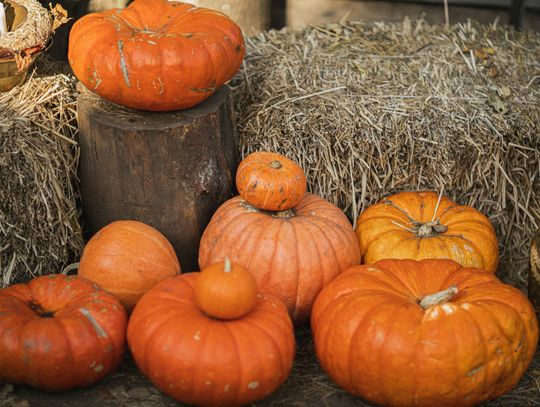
xmin=77 ymin=85 xmax=238 ymax=272
xmin=187 ymin=0 xmax=270 ymax=36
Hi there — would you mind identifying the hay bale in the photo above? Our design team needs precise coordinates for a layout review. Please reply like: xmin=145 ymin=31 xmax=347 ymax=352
xmin=233 ymin=19 xmax=540 ymax=289
xmin=0 ymin=57 xmax=82 ymax=287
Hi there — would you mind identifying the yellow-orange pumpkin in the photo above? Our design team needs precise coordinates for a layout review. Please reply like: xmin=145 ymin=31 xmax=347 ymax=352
xmin=355 ymin=191 xmax=499 ymax=272
xmin=199 ymin=193 xmax=361 ymax=324
xmin=312 ymin=259 xmax=538 ymax=407
xmin=78 ymin=220 xmax=180 ymax=311
xmin=0 ymin=274 xmax=127 ymax=391
xmin=128 ymin=273 xmax=295 ymax=407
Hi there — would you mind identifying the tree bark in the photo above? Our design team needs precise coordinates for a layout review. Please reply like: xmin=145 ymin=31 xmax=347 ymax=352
xmin=77 ymin=85 xmax=238 ymax=272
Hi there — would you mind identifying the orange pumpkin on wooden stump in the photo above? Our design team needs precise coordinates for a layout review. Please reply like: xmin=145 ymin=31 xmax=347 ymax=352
xmin=311 ymin=259 xmax=538 ymax=407
xmin=236 ymin=151 xmax=307 ymax=211
xmin=68 ymin=0 xmax=245 ymax=111
xmin=199 ymin=193 xmax=361 ymax=324
xmin=78 ymin=220 xmax=181 ymax=311
xmin=355 ymin=191 xmax=499 ymax=272
xmin=0 ymin=274 xmax=127 ymax=391
xmin=128 ymin=270 xmax=295 ymax=407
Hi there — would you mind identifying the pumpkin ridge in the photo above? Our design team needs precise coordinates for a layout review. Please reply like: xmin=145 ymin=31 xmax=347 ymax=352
xmin=297 ymin=217 xmax=341 ymax=286
xmin=459 ymin=303 xmax=491 ymax=399
xmin=223 ymin=323 xmax=243 ymax=405
xmin=239 ymin=217 xmax=273 ymax=275
xmin=258 ymin=221 xmax=284 ymax=289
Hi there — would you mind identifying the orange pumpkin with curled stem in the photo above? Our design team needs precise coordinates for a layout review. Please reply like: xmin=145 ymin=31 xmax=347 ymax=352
xmin=195 ymin=258 xmax=257 ymax=319
xmin=68 ymin=0 xmax=245 ymax=111
xmin=0 ymin=274 xmax=127 ymax=391
xmin=236 ymin=151 xmax=307 ymax=211
xmin=355 ymin=191 xmax=499 ymax=273
xmin=128 ymin=273 xmax=295 ymax=407
xmin=311 ymin=259 xmax=538 ymax=407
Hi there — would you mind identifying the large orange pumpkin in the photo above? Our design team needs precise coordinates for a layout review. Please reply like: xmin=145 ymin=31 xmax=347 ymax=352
xmin=68 ymin=0 xmax=245 ymax=111
xmin=236 ymin=151 xmax=307 ymax=211
xmin=199 ymin=193 xmax=361 ymax=324
xmin=78 ymin=220 xmax=181 ymax=311
xmin=0 ymin=274 xmax=127 ymax=391
xmin=355 ymin=191 xmax=499 ymax=272
xmin=312 ymin=259 xmax=539 ymax=407
xmin=128 ymin=273 xmax=295 ymax=407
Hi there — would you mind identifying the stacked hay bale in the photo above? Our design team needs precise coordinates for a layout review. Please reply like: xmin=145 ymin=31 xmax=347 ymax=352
xmin=233 ymin=19 xmax=540 ymax=288
xmin=0 ymin=58 xmax=82 ymax=287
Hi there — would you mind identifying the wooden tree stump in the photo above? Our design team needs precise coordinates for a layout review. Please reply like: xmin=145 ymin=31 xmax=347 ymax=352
xmin=77 ymin=85 xmax=238 ymax=272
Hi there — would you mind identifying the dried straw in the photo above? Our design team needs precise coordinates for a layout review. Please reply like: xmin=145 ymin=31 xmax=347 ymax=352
xmin=0 ymin=0 xmax=52 ymax=53
xmin=0 ymin=56 xmax=82 ymax=287
xmin=233 ymin=19 xmax=540 ymax=289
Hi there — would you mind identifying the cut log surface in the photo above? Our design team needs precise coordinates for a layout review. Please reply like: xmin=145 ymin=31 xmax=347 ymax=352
xmin=77 ymin=85 xmax=238 ymax=272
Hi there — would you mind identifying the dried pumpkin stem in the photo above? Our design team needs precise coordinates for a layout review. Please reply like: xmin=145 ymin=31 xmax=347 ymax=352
xmin=270 ymin=160 xmax=282 ymax=169
xmin=419 ymin=285 xmax=458 ymax=309
xmin=416 ymin=221 xmax=449 ymax=237
xmin=224 ymin=257 xmax=232 ymax=273
xmin=240 ymin=200 xmax=296 ymax=219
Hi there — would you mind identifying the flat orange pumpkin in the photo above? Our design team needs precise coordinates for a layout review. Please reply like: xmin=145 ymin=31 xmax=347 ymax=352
xmin=128 ymin=273 xmax=295 ymax=406
xmin=355 ymin=191 xmax=499 ymax=272
xmin=312 ymin=259 xmax=538 ymax=407
xmin=68 ymin=0 xmax=245 ymax=111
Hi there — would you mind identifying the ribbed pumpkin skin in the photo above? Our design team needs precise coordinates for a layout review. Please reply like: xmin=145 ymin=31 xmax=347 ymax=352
xmin=312 ymin=259 xmax=539 ymax=407
xmin=78 ymin=220 xmax=180 ymax=311
xmin=68 ymin=0 xmax=245 ymax=111
xmin=128 ymin=273 xmax=295 ymax=407
xmin=0 ymin=275 xmax=127 ymax=391
xmin=236 ymin=151 xmax=307 ymax=211
xmin=199 ymin=193 xmax=361 ymax=324
xmin=355 ymin=191 xmax=499 ymax=272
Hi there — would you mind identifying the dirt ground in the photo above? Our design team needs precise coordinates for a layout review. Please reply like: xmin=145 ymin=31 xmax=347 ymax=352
xmin=1 ymin=327 xmax=539 ymax=407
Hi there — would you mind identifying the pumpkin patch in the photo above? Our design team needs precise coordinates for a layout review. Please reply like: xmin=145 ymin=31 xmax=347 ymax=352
xmin=0 ymin=274 xmax=127 ymax=391
xmin=127 ymin=272 xmax=295 ymax=407
xmin=311 ymin=259 xmax=539 ymax=407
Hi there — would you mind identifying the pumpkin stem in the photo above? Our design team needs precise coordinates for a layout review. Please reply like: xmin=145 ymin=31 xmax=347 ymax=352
xmin=415 ymin=221 xmax=448 ymax=237
xmin=419 ymin=285 xmax=458 ymax=309
xmin=224 ymin=257 xmax=232 ymax=273
xmin=240 ymin=200 xmax=296 ymax=219
xmin=28 ymin=301 xmax=55 ymax=318
xmin=270 ymin=160 xmax=282 ymax=170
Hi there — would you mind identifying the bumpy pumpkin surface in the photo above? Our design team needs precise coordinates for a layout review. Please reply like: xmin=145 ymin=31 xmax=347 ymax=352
xmin=0 ymin=274 xmax=127 ymax=391
xmin=355 ymin=191 xmax=499 ymax=272
xmin=128 ymin=273 xmax=295 ymax=407
xmin=78 ymin=220 xmax=180 ymax=311
xmin=236 ymin=151 xmax=307 ymax=211
xmin=199 ymin=193 xmax=361 ymax=324
xmin=312 ymin=259 xmax=539 ymax=407
xmin=68 ymin=0 xmax=245 ymax=111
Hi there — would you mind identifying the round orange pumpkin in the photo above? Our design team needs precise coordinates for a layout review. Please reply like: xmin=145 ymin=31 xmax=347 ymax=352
xmin=355 ymin=191 xmax=499 ymax=272
xmin=236 ymin=151 xmax=307 ymax=211
xmin=311 ymin=259 xmax=539 ymax=407
xmin=128 ymin=273 xmax=295 ymax=407
xmin=195 ymin=258 xmax=257 ymax=320
xmin=68 ymin=0 xmax=245 ymax=111
xmin=0 ymin=274 xmax=127 ymax=391
xmin=78 ymin=220 xmax=181 ymax=311
xmin=199 ymin=193 xmax=361 ymax=324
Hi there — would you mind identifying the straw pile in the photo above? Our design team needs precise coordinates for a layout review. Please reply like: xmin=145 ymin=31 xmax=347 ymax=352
xmin=233 ymin=19 xmax=540 ymax=289
xmin=0 ymin=57 xmax=82 ymax=287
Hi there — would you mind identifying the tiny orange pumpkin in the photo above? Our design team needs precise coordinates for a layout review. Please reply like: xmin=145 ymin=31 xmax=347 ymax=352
xmin=194 ymin=258 xmax=258 ymax=320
